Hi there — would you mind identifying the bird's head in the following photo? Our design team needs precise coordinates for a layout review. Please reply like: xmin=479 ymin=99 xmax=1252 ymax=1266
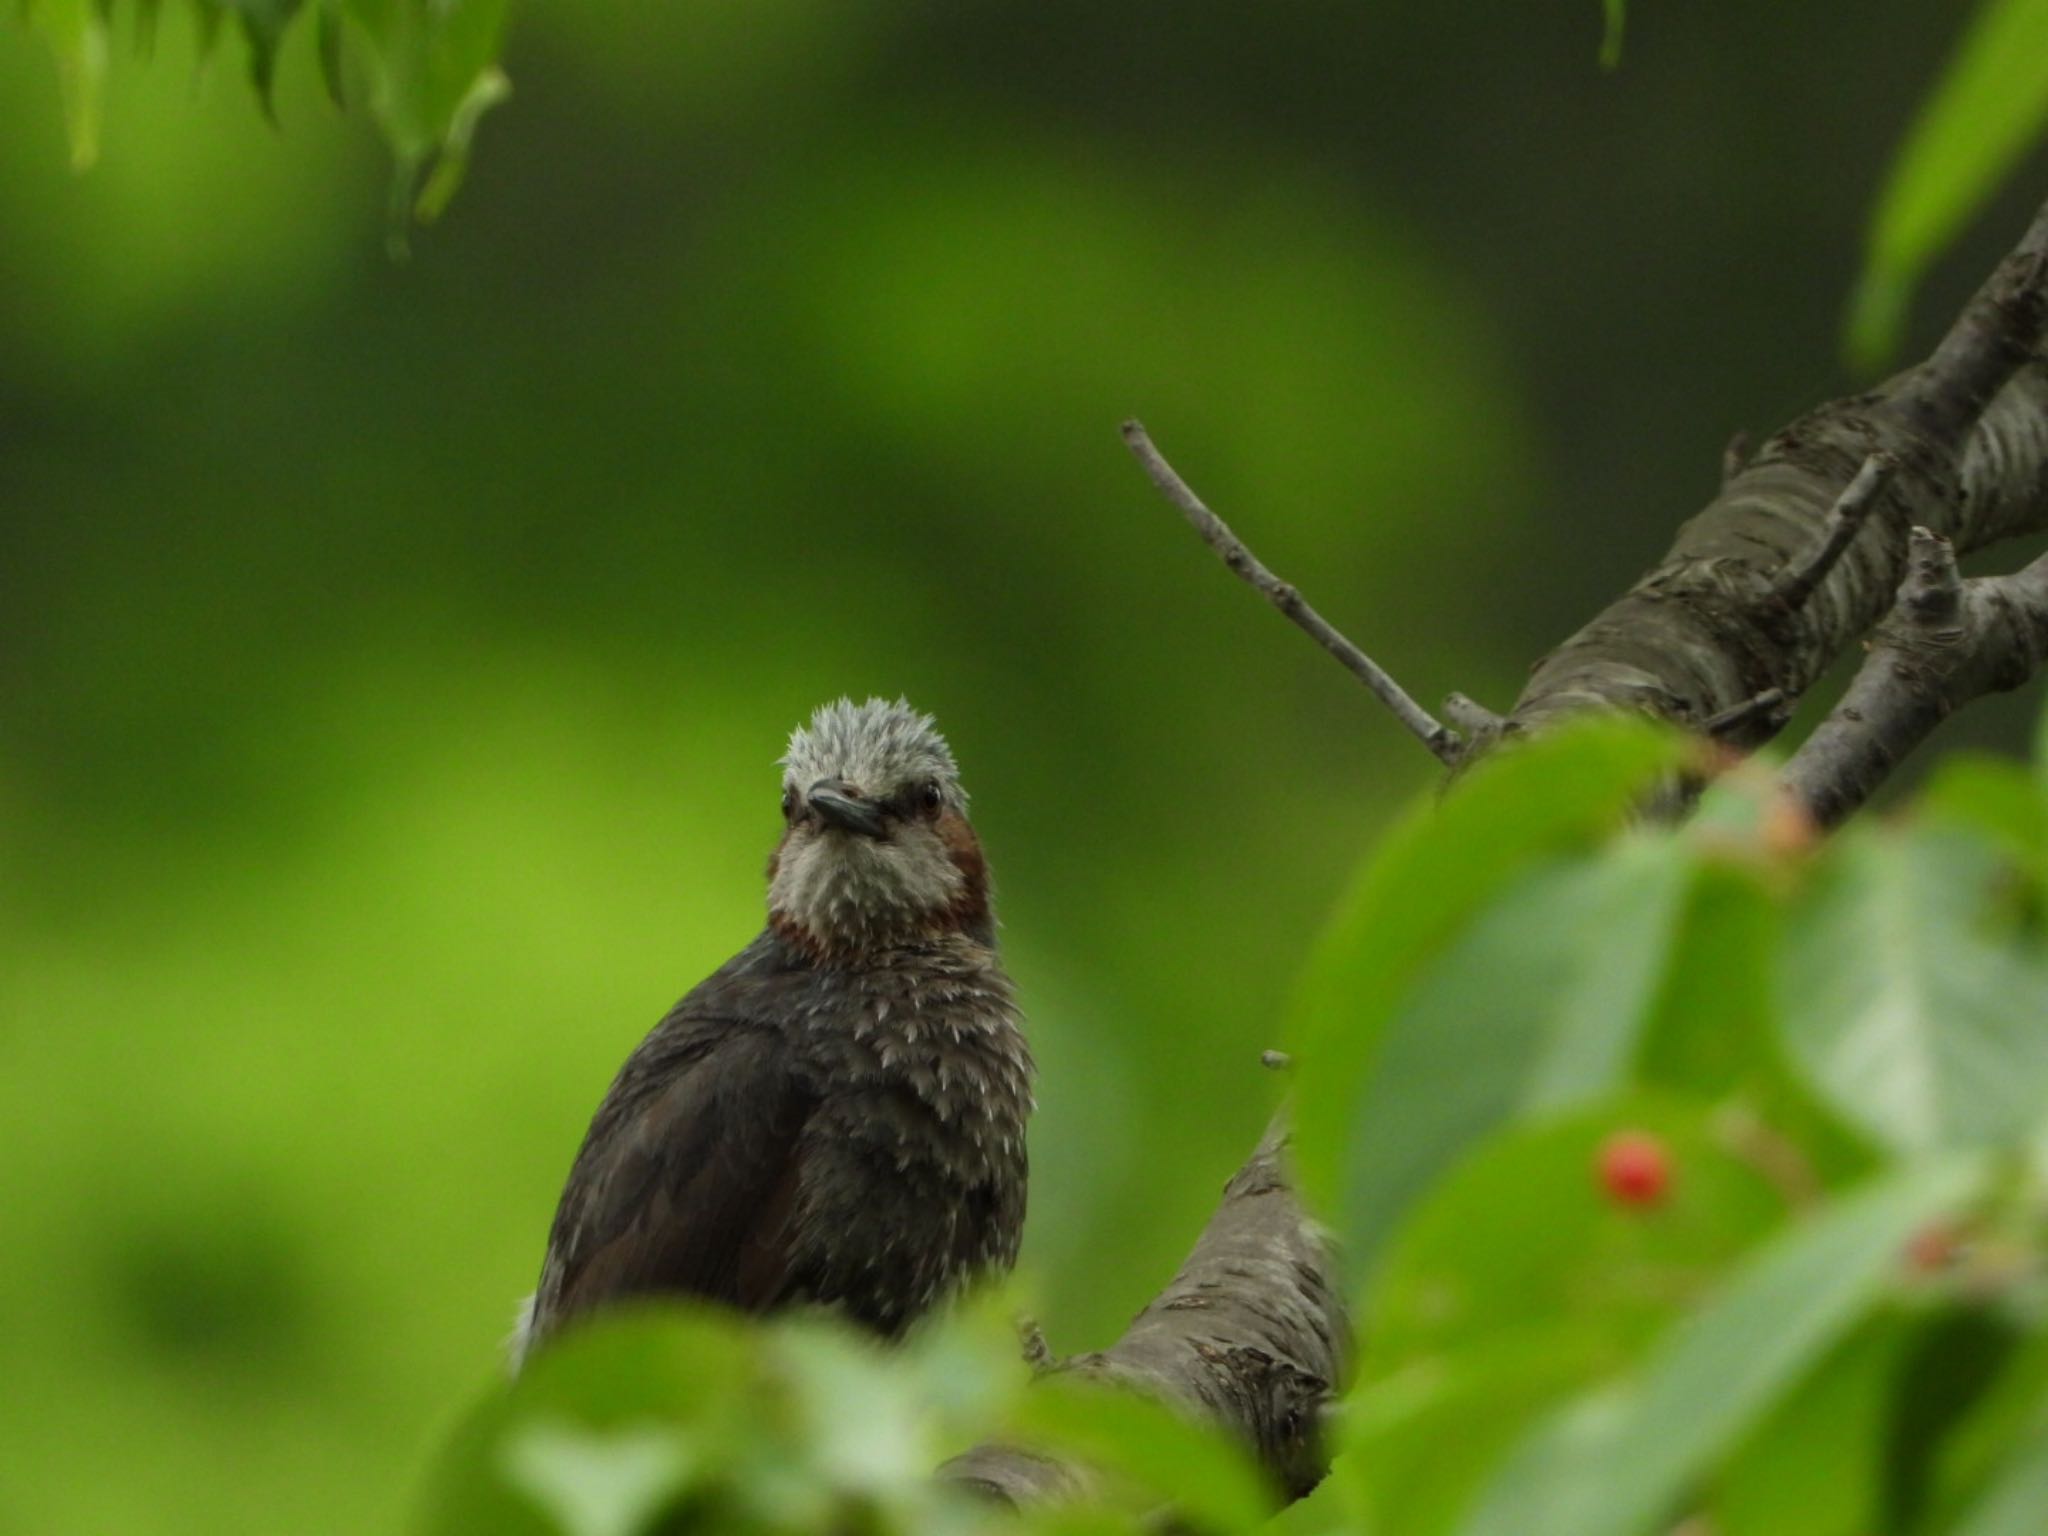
xmin=767 ymin=698 xmax=991 ymax=957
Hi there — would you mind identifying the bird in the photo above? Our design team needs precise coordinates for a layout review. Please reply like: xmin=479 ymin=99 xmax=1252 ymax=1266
xmin=511 ymin=697 xmax=1033 ymax=1368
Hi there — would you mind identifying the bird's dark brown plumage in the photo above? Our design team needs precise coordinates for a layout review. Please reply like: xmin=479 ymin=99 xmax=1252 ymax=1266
xmin=515 ymin=699 xmax=1032 ymax=1364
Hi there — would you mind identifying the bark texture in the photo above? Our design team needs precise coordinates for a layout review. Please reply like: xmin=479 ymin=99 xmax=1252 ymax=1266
xmin=1782 ymin=530 xmax=2048 ymax=827
xmin=1508 ymin=210 xmax=2048 ymax=745
xmin=938 ymin=1130 xmax=1343 ymax=1505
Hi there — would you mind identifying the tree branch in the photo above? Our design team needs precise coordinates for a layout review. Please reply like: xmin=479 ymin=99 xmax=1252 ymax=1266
xmin=938 ymin=1125 xmax=1345 ymax=1506
xmin=1773 ymin=450 xmax=1899 ymax=613
xmin=1122 ymin=419 xmax=1462 ymax=765
xmin=1781 ymin=530 xmax=2048 ymax=828
xmin=1509 ymin=196 xmax=2048 ymax=743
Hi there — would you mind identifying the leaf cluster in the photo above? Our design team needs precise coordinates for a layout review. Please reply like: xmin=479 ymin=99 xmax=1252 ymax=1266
xmin=18 ymin=0 xmax=509 ymax=233
xmin=1284 ymin=717 xmax=2048 ymax=1536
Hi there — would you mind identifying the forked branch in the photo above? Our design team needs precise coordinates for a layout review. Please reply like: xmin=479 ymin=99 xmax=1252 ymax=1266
xmin=1782 ymin=530 xmax=2048 ymax=828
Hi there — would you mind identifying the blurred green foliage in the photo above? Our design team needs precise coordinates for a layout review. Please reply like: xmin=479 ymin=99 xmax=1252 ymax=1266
xmin=18 ymin=0 xmax=509 ymax=224
xmin=6 ymin=4 xmax=2048 ymax=1535
xmin=16 ymin=0 xmax=2048 ymax=355
xmin=1850 ymin=0 xmax=2048 ymax=366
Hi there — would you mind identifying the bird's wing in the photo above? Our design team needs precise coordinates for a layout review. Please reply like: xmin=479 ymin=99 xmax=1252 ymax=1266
xmin=535 ymin=1019 xmax=814 ymax=1337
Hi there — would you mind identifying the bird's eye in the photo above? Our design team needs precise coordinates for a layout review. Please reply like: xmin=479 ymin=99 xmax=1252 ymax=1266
xmin=918 ymin=780 xmax=943 ymax=814
xmin=780 ymin=786 xmax=797 ymax=819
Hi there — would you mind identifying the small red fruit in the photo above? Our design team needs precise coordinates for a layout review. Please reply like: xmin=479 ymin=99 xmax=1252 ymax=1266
xmin=1597 ymin=1130 xmax=1671 ymax=1208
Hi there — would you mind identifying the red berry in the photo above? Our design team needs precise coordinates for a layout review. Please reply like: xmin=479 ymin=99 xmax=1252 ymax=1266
xmin=1597 ymin=1130 xmax=1671 ymax=1208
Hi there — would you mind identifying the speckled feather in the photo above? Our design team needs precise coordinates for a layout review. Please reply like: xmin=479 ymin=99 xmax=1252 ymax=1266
xmin=514 ymin=700 xmax=1032 ymax=1366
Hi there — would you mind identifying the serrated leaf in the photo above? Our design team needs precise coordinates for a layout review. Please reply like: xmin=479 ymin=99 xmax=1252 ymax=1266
xmin=1289 ymin=716 xmax=1686 ymax=1244
xmin=1780 ymin=825 xmax=2048 ymax=1156
xmin=1454 ymin=1158 xmax=1981 ymax=1536
xmin=1847 ymin=0 xmax=2048 ymax=369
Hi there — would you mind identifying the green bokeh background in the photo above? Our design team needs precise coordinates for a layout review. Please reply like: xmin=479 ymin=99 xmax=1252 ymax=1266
xmin=3 ymin=4 xmax=2045 ymax=1531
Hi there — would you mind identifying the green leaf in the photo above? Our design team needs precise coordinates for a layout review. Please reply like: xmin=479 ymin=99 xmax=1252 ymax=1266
xmin=414 ymin=64 xmax=510 ymax=220
xmin=339 ymin=0 xmax=512 ymax=175
xmin=316 ymin=0 xmax=347 ymax=107
xmin=220 ymin=0 xmax=307 ymax=117
xmin=1848 ymin=0 xmax=2048 ymax=369
xmin=1366 ymin=1097 xmax=1787 ymax=1372
xmin=1710 ymin=1312 xmax=1913 ymax=1536
xmin=24 ymin=0 xmax=110 ymax=168
xmin=1921 ymin=754 xmax=2048 ymax=875
xmin=1780 ymin=825 xmax=2048 ymax=1156
xmin=499 ymin=1422 xmax=695 ymax=1536
xmin=1336 ymin=836 xmax=1695 ymax=1263
xmin=1259 ymin=1454 xmax=1362 ymax=1535
xmin=1599 ymin=0 xmax=1625 ymax=69
xmin=415 ymin=1307 xmax=755 ymax=1536
xmin=1003 ymin=1376 xmax=1271 ymax=1531
xmin=1905 ymin=1325 xmax=2048 ymax=1532
xmin=1345 ymin=1329 xmax=1626 ymax=1536
xmin=1453 ymin=1158 xmax=1981 ymax=1536
xmin=1637 ymin=859 xmax=1876 ymax=1190
xmin=1290 ymin=716 xmax=1687 ymax=1244
xmin=1950 ymin=1407 xmax=2048 ymax=1536
xmin=1884 ymin=1307 xmax=2025 ymax=1531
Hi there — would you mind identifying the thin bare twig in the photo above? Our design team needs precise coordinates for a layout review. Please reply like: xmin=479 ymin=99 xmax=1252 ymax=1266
xmin=1122 ymin=419 xmax=1460 ymax=764
xmin=1703 ymin=686 xmax=1788 ymax=739
xmin=1774 ymin=451 xmax=1899 ymax=612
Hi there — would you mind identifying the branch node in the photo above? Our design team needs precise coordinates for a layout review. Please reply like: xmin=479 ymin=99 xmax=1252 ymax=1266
xmin=1774 ymin=450 xmax=1899 ymax=612
xmin=1442 ymin=691 xmax=1506 ymax=736
xmin=1703 ymin=686 xmax=1791 ymax=739
xmin=1721 ymin=429 xmax=1752 ymax=487
xmin=1017 ymin=1317 xmax=1055 ymax=1373
xmin=1899 ymin=526 xmax=1964 ymax=625
xmin=1122 ymin=419 xmax=1461 ymax=766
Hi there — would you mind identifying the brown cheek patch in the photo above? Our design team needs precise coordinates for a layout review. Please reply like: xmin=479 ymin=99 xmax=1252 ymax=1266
xmin=934 ymin=809 xmax=990 ymax=928
xmin=769 ymin=909 xmax=829 ymax=962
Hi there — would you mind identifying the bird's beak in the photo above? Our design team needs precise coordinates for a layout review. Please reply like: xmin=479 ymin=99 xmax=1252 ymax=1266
xmin=808 ymin=778 xmax=886 ymax=837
